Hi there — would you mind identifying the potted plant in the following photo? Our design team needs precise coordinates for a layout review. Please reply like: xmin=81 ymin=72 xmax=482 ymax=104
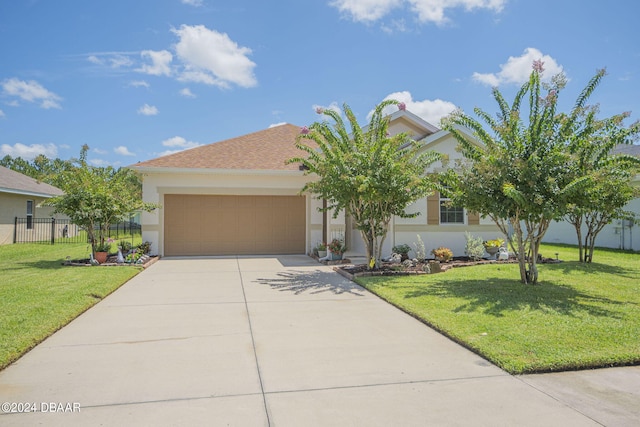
xmin=483 ymin=238 xmax=505 ymax=258
xmin=94 ymin=238 xmax=113 ymax=264
xmin=392 ymin=243 xmax=411 ymax=261
xmin=327 ymin=238 xmax=346 ymax=260
xmin=316 ymin=242 xmax=327 ymax=258
xmin=431 ymin=246 xmax=453 ymax=262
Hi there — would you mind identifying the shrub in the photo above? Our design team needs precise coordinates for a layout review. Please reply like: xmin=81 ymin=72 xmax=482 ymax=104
xmin=464 ymin=232 xmax=485 ymax=261
xmin=431 ymin=246 xmax=453 ymax=261
xmin=328 ymin=238 xmax=346 ymax=255
xmin=393 ymin=243 xmax=411 ymax=261
xmin=413 ymin=235 xmax=426 ymax=261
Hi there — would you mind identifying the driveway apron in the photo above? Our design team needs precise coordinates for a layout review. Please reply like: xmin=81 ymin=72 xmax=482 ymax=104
xmin=0 ymin=256 xmax=617 ymax=426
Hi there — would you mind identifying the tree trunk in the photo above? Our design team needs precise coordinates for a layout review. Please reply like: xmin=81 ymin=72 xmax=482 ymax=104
xmin=527 ymin=236 xmax=540 ymax=285
xmin=512 ymin=222 xmax=529 ymax=284
xmin=571 ymin=214 xmax=584 ymax=263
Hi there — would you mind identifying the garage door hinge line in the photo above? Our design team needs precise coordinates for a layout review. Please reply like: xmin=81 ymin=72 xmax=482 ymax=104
xmin=236 ymin=256 xmax=271 ymax=427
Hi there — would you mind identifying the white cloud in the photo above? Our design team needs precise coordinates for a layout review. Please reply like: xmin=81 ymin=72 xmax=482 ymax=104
xmin=162 ymin=135 xmax=202 ymax=149
xmin=138 ymin=104 xmax=159 ymax=115
xmin=0 ymin=109 xmax=5 ymax=118
xmin=179 ymin=87 xmax=196 ymax=97
xmin=330 ymin=0 xmax=399 ymax=22
xmin=269 ymin=122 xmax=287 ymax=128
xmin=408 ymin=0 xmax=506 ymax=24
xmin=1 ymin=142 xmax=58 ymax=160
xmin=137 ymin=50 xmax=173 ymax=76
xmin=93 ymin=148 xmax=108 ymax=155
xmin=373 ymin=91 xmax=457 ymax=127
xmin=472 ymin=47 xmax=564 ymax=86
xmin=172 ymin=24 xmax=257 ymax=88
xmin=158 ymin=136 xmax=202 ymax=156
xmin=86 ymin=53 xmax=133 ymax=69
xmin=181 ymin=0 xmax=203 ymax=6
xmin=129 ymin=80 xmax=150 ymax=88
xmin=1 ymin=78 xmax=62 ymax=109
xmin=87 ymin=55 xmax=103 ymax=65
xmin=109 ymin=54 xmax=134 ymax=68
xmin=114 ymin=146 xmax=135 ymax=156
xmin=330 ymin=0 xmax=506 ymax=25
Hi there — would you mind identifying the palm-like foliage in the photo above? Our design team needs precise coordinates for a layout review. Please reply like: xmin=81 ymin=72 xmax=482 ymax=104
xmin=562 ymin=107 xmax=640 ymax=262
xmin=288 ymin=100 xmax=441 ymax=269
xmin=442 ymin=65 xmax=611 ymax=284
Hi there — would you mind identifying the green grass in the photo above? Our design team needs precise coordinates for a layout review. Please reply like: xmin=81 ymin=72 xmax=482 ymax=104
xmin=356 ymin=243 xmax=640 ymax=374
xmin=0 ymin=240 xmax=143 ymax=370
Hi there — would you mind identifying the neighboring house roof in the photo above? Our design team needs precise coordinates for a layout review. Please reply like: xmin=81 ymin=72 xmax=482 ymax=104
xmin=0 ymin=166 xmax=64 ymax=198
xmin=133 ymin=123 xmax=310 ymax=172
xmin=613 ymin=144 xmax=640 ymax=157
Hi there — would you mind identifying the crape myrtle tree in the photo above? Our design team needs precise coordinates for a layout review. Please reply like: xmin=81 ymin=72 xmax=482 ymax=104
xmin=562 ymin=107 xmax=640 ymax=262
xmin=442 ymin=61 xmax=612 ymax=285
xmin=287 ymin=100 xmax=441 ymax=270
xmin=46 ymin=145 xmax=158 ymax=255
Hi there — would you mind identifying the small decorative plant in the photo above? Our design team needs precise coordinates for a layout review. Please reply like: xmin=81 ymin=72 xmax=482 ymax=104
xmin=125 ymin=251 xmax=143 ymax=264
xmin=484 ymin=238 xmax=505 ymax=248
xmin=431 ymin=246 xmax=453 ymax=262
xmin=316 ymin=242 xmax=327 ymax=251
xmin=392 ymin=243 xmax=411 ymax=261
xmin=465 ymin=232 xmax=485 ymax=261
xmin=413 ymin=235 xmax=426 ymax=262
xmin=94 ymin=238 xmax=114 ymax=253
xmin=119 ymin=241 xmax=133 ymax=252
xmin=328 ymin=238 xmax=346 ymax=255
xmin=137 ymin=241 xmax=152 ymax=254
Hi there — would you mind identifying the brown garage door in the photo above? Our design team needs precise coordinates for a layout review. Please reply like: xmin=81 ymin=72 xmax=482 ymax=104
xmin=164 ymin=194 xmax=305 ymax=256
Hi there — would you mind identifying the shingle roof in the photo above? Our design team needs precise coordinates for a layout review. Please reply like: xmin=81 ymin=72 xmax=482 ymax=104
xmin=133 ymin=123 xmax=311 ymax=171
xmin=613 ymin=144 xmax=640 ymax=157
xmin=0 ymin=166 xmax=64 ymax=197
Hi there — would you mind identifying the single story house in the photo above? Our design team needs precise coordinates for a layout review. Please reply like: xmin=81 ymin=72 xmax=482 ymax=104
xmin=543 ymin=144 xmax=640 ymax=251
xmin=131 ymin=110 xmax=502 ymax=258
xmin=0 ymin=166 xmax=65 ymax=245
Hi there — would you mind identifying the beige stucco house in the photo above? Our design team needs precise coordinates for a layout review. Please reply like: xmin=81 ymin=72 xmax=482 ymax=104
xmin=131 ymin=110 xmax=501 ymax=258
xmin=543 ymin=145 xmax=640 ymax=251
xmin=0 ymin=166 xmax=64 ymax=245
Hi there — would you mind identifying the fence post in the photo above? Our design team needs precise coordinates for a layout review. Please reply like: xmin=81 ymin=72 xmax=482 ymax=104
xmin=13 ymin=216 xmax=17 ymax=243
xmin=51 ymin=218 xmax=56 ymax=245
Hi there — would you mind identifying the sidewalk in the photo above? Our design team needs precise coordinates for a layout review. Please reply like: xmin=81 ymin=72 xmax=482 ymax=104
xmin=0 ymin=256 xmax=637 ymax=426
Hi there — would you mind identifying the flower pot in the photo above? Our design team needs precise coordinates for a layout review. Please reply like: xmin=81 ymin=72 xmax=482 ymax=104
xmin=485 ymin=246 xmax=500 ymax=258
xmin=94 ymin=251 xmax=108 ymax=264
xmin=330 ymin=252 xmax=343 ymax=261
xmin=317 ymin=250 xmax=327 ymax=258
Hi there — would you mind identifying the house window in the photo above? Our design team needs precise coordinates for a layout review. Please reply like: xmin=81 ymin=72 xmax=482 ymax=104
xmin=439 ymin=195 xmax=464 ymax=224
xmin=26 ymin=200 xmax=34 ymax=229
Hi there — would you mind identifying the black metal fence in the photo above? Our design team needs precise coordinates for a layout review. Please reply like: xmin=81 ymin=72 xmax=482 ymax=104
xmin=13 ymin=217 xmax=141 ymax=244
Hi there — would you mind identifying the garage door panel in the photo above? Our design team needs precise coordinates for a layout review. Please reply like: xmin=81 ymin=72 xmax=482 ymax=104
xmin=164 ymin=194 xmax=305 ymax=256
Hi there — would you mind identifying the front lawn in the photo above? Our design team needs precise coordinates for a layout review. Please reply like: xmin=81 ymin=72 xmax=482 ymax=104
xmin=0 ymin=242 xmax=142 ymax=371
xmin=356 ymin=243 xmax=640 ymax=374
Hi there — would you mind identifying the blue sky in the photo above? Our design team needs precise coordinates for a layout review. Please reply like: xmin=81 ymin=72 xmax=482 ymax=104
xmin=1 ymin=0 xmax=638 ymax=167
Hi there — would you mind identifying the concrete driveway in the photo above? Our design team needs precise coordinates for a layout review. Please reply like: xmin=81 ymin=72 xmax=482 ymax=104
xmin=0 ymin=256 xmax=637 ymax=426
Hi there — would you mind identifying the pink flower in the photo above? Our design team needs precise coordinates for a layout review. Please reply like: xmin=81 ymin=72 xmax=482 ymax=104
xmin=532 ymin=59 xmax=545 ymax=73
xmin=398 ymin=102 xmax=406 ymax=111
xmin=300 ymin=126 xmax=310 ymax=135
xmin=315 ymin=107 xmax=324 ymax=114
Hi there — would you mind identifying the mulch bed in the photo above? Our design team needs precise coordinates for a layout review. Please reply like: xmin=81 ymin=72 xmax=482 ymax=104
xmin=334 ymin=256 xmax=561 ymax=280
xmin=63 ymin=254 xmax=158 ymax=268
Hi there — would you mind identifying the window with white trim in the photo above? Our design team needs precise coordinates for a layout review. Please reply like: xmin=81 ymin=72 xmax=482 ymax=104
xmin=26 ymin=200 xmax=34 ymax=229
xmin=439 ymin=193 xmax=464 ymax=224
